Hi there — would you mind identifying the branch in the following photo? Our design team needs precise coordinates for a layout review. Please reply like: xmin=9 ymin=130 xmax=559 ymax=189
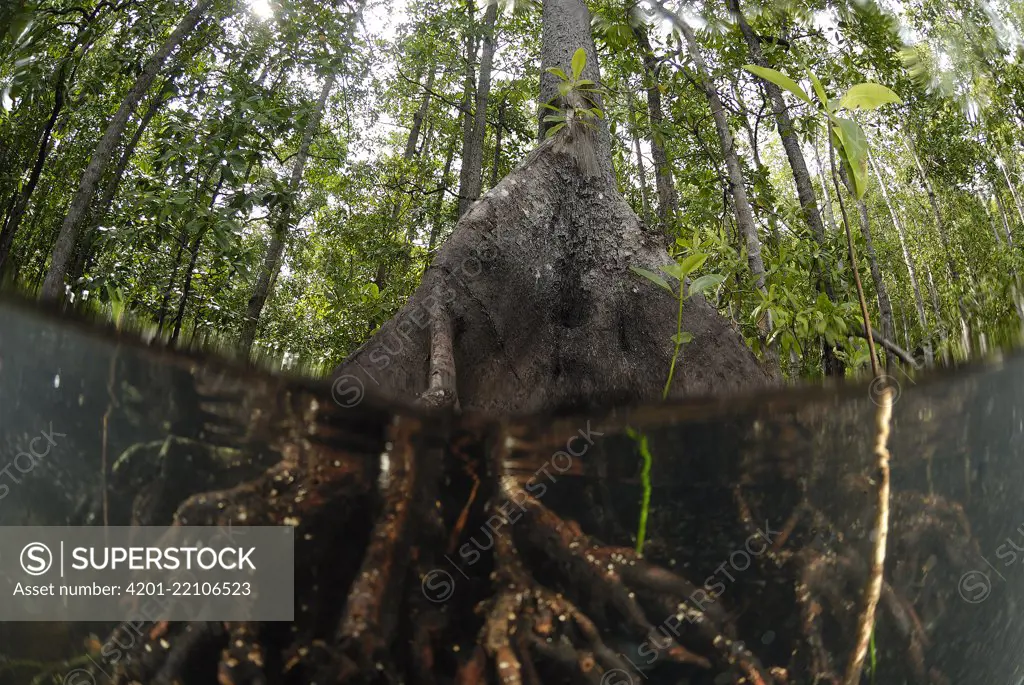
xmin=855 ymin=324 xmax=921 ymax=369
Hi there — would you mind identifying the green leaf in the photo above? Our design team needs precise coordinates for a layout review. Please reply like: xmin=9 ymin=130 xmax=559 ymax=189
xmin=688 ymin=273 xmax=726 ymax=296
xmin=545 ymin=67 xmax=569 ymax=81
xmin=630 ymin=266 xmax=674 ymax=294
xmin=742 ymin=64 xmax=812 ymax=105
xmin=832 ymin=117 xmax=869 ymax=198
xmin=839 ymin=83 xmax=903 ymax=111
xmin=677 ymin=253 xmax=708 ymax=277
xmin=807 ymin=70 xmax=830 ymax=110
xmin=571 ymin=47 xmax=587 ymax=80
xmin=544 ymin=122 xmax=567 ymax=138
xmin=671 ymin=331 xmax=694 ymax=345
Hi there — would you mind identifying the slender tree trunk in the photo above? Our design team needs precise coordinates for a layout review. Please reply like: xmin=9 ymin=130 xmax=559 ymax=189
xmin=0 ymin=62 xmax=70 ymax=277
xmin=490 ymin=99 xmax=505 ymax=189
xmin=157 ymin=227 xmax=189 ymax=331
xmin=903 ymin=131 xmax=971 ymax=355
xmin=993 ymin=185 xmax=1015 ymax=245
xmin=731 ymin=0 xmax=842 ymax=374
xmin=813 ymin=142 xmax=839 ymax=234
xmin=428 ymin=136 xmax=458 ymax=252
xmin=998 ymin=157 xmax=1024 ymax=228
xmin=853 ymin=184 xmax=896 ymax=370
xmin=457 ymin=1 xmax=497 ymax=217
xmin=170 ymin=173 xmax=218 ymax=345
xmin=665 ymin=8 xmax=772 ymax=345
xmin=239 ymin=72 xmax=336 ymax=355
xmin=925 ymin=264 xmax=950 ymax=364
xmin=457 ymin=1 xmax=480 ymax=218
xmin=631 ymin=21 xmax=678 ymax=227
xmin=866 ymin=146 xmax=933 ymax=367
xmin=404 ymin=68 xmax=435 ymax=160
xmin=69 ymin=89 xmax=170 ymax=285
xmin=627 ymin=97 xmax=652 ymax=224
xmin=41 ymin=0 xmax=218 ymax=301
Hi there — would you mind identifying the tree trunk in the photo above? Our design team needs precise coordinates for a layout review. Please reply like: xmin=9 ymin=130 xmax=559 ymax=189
xmin=627 ymin=96 xmax=652 ymax=224
xmin=457 ymin=0 xmax=497 ymax=217
xmin=731 ymin=0 xmax=842 ymax=374
xmin=238 ymin=72 xmax=336 ymax=356
xmin=0 ymin=61 xmax=70 ymax=277
xmin=335 ymin=0 xmax=771 ymax=415
xmin=41 ymin=0 xmax=218 ymax=301
xmin=903 ymin=131 xmax=971 ymax=355
xmin=664 ymin=8 xmax=773 ymax=348
xmin=854 ymin=194 xmax=896 ymax=371
xmin=428 ymin=136 xmax=458 ymax=252
xmin=998 ymin=157 xmax=1024 ymax=229
xmin=456 ymin=1 xmax=480 ymax=219
xmin=813 ymin=141 xmax=840 ymax=234
xmin=490 ymin=98 xmax=506 ymax=189
xmin=866 ymin=146 xmax=933 ymax=367
xmin=69 ymin=88 xmax=170 ymax=285
xmin=404 ymin=68 xmax=435 ymax=160
xmin=630 ymin=21 xmax=678 ymax=227
xmin=993 ymin=184 xmax=1015 ymax=245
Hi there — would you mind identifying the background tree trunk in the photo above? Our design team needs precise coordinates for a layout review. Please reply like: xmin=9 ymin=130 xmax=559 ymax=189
xmin=867 ymin=147 xmax=933 ymax=367
xmin=631 ymin=21 xmax=679 ymax=228
xmin=457 ymin=1 xmax=497 ymax=216
xmin=731 ymin=0 xmax=841 ymax=374
xmin=40 ymin=0 xmax=218 ymax=301
xmin=666 ymin=8 xmax=773 ymax=350
xmin=238 ymin=72 xmax=336 ymax=355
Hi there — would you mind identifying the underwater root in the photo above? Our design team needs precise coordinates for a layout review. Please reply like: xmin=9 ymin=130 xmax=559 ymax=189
xmin=79 ymin=411 xmax=970 ymax=685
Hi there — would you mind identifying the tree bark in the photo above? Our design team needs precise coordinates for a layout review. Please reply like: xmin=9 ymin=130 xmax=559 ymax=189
xmin=993 ymin=184 xmax=1015 ymax=245
xmin=630 ymin=21 xmax=679 ymax=228
xmin=428 ymin=136 xmax=458 ymax=252
xmin=660 ymin=6 xmax=773 ymax=347
xmin=41 ymin=0 xmax=218 ymax=301
xmin=69 ymin=88 xmax=171 ymax=285
xmin=238 ymin=72 xmax=336 ymax=355
xmin=998 ymin=156 xmax=1024 ymax=229
xmin=854 ymin=192 xmax=896 ymax=371
xmin=490 ymin=98 xmax=506 ymax=189
xmin=538 ymin=0 xmax=613 ymax=180
xmin=457 ymin=0 xmax=497 ymax=217
xmin=627 ymin=96 xmax=652 ymax=224
xmin=0 ymin=61 xmax=69 ymax=277
xmin=867 ymin=146 xmax=933 ymax=367
xmin=903 ymin=131 xmax=971 ymax=355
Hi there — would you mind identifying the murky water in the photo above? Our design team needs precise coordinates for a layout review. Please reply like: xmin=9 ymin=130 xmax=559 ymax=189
xmin=2 ymin=299 xmax=1024 ymax=685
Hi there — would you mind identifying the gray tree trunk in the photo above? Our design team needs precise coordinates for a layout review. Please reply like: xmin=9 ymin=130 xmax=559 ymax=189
xmin=867 ymin=146 xmax=933 ymax=367
xmin=490 ymin=99 xmax=505 ymax=189
xmin=813 ymin=141 xmax=840 ymax=234
xmin=69 ymin=88 xmax=170 ymax=285
xmin=903 ymin=131 xmax=971 ymax=355
xmin=630 ymin=21 xmax=679 ymax=227
xmin=627 ymin=96 xmax=652 ymax=224
xmin=997 ymin=157 xmax=1024 ymax=229
xmin=238 ymin=72 xmax=335 ymax=355
xmin=665 ymin=8 xmax=772 ymax=345
xmin=731 ymin=0 xmax=842 ymax=374
xmin=41 ymin=0 xmax=218 ymax=301
xmin=993 ymin=184 xmax=1015 ymax=245
xmin=0 ymin=61 xmax=68 ymax=277
xmin=538 ymin=0 xmax=613 ymax=179
xmin=457 ymin=1 xmax=497 ymax=217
